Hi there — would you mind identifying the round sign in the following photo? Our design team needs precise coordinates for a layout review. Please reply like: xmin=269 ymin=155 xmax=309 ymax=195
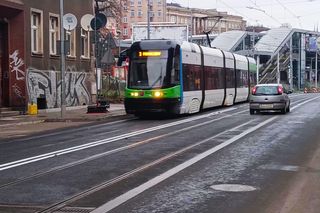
xmin=81 ymin=14 xmax=94 ymax=31
xmin=63 ymin=13 xmax=77 ymax=30
xmin=90 ymin=13 xmax=107 ymax=31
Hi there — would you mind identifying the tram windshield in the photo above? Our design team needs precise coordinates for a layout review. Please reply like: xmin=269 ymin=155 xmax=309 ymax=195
xmin=128 ymin=49 xmax=179 ymax=89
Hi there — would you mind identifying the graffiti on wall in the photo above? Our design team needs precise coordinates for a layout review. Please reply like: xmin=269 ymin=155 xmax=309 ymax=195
xmin=27 ymin=68 xmax=91 ymax=108
xmin=12 ymin=83 xmax=24 ymax=98
xmin=9 ymin=50 xmax=25 ymax=80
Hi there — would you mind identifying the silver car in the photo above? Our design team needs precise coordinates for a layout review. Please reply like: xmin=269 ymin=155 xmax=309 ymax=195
xmin=249 ymin=84 xmax=291 ymax=115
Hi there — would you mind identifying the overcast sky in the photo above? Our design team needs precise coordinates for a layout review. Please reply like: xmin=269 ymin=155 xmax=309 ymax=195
xmin=168 ymin=0 xmax=320 ymax=31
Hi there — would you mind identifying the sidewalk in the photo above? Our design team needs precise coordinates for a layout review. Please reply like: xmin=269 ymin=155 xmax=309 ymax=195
xmin=0 ymin=104 xmax=127 ymax=140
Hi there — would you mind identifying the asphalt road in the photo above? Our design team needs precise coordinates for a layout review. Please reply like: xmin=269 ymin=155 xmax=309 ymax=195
xmin=0 ymin=93 xmax=320 ymax=213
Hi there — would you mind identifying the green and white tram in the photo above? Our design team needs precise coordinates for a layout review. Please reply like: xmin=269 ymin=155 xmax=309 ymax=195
xmin=124 ymin=39 xmax=256 ymax=116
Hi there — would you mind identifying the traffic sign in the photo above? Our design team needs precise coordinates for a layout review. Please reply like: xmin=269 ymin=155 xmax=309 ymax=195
xmin=90 ymin=13 xmax=107 ymax=31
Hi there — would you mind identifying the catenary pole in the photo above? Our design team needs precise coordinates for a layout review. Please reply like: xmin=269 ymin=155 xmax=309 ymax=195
xmin=60 ymin=0 xmax=66 ymax=118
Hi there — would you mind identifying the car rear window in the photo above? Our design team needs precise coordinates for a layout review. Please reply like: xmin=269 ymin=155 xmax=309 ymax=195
xmin=255 ymin=86 xmax=279 ymax=95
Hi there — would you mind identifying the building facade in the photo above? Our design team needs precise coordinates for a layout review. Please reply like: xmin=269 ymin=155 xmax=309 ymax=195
xmin=0 ymin=0 xmax=95 ymax=109
xmin=120 ymin=0 xmax=167 ymax=39
xmin=167 ymin=4 xmax=246 ymax=36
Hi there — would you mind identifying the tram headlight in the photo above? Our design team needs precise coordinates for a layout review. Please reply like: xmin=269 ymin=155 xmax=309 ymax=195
xmin=130 ymin=92 xmax=139 ymax=97
xmin=153 ymin=91 xmax=163 ymax=98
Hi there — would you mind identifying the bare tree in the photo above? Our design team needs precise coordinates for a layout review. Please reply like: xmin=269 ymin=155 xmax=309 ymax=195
xmin=94 ymin=0 xmax=125 ymax=33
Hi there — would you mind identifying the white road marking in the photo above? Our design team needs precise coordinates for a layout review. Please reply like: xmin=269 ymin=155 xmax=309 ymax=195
xmin=91 ymin=116 xmax=279 ymax=213
xmin=259 ymin=164 xmax=300 ymax=172
xmin=0 ymin=107 xmax=238 ymax=171
xmin=210 ymin=184 xmax=258 ymax=192
xmin=91 ymin=96 xmax=320 ymax=213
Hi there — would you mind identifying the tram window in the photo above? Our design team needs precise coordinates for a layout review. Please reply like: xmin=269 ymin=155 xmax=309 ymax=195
xmin=135 ymin=63 xmax=148 ymax=85
xmin=173 ymin=53 xmax=180 ymax=84
xmin=226 ymin=68 xmax=235 ymax=88
xmin=236 ymin=69 xmax=248 ymax=88
xmin=205 ymin=67 xmax=224 ymax=90
xmin=183 ymin=63 xmax=201 ymax=91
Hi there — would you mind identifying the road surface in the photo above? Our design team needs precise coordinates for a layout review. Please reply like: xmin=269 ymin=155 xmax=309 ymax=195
xmin=0 ymin=93 xmax=319 ymax=213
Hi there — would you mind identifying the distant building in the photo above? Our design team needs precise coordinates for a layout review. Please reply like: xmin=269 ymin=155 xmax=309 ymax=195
xmin=120 ymin=0 xmax=167 ymax=39
xmin=166 ymin=3 xmax=246 ymax=36
xmin=0 ymin=0 xmax=94 ymax=109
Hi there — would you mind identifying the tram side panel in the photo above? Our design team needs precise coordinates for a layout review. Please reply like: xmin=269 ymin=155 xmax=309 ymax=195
xmin=234 ymin=54 xmax=250 ymax=103
xmin=180 ymin=43 xmax=203 ymax=114
xmin=202 ymin=46 xmax=225 ymax=109
xmin=223 ymin=51 xmax=236 ymax=106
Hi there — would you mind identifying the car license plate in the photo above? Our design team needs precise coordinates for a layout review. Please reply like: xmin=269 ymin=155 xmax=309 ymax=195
xmin=260 ymin=104 xmax=273 ymax=109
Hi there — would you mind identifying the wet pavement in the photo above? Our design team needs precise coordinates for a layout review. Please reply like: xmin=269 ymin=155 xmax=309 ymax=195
xmin=0 ymin=104 xmax=127 ymax=140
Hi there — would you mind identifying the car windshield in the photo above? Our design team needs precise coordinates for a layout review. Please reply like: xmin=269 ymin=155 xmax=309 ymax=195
xmin=255 ymin=86 xmax=279 ymax=95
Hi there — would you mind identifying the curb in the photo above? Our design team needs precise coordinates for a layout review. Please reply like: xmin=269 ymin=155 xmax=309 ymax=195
xmin=0 ymin=120 xmax=45 ymax=127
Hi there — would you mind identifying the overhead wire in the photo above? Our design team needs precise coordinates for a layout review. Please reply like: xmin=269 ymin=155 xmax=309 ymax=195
xmin=247 ymin=0 xmax=282 ymax=24
xmin=217 ymin=0 xmax=259 ymax=23
xmin=274 ymin=0 xmax=303 ymax=27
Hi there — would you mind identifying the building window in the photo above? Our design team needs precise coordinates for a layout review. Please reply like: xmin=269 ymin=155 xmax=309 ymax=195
xmin=170 ymin=16 xmax=176 ymax=23
xmin=31 ymin=9 xmax=43 ymax=54
xmin=138 ymin=9 xmax=142 ymax=17
xmin=158 ymin=0 xmax=162 ymax=4
xmin=49 ymin=14 xmax=59 ymax=55
xmin=131 ymin=10 xmax=135 ymax=17
xmin=66 ymin=30 xmax=76 ymax=57
xmin=123 ymin=16 xmax=128 ymax=23
xmin=123 ymin=28 xmax=128 ymax=36
xmin=138 ymin=0 xmax=142 ymax=5
xmin=81 ymin=29 xmax=90 ymax=58
xmin=130 ymin=0 xmax=134 ymax=6
xmin=158 ymin=10 xmax=162 ymax=17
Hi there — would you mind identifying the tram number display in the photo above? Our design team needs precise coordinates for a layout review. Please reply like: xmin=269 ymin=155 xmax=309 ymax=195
xmin=138 ymin=51 xmax=162 ymax=57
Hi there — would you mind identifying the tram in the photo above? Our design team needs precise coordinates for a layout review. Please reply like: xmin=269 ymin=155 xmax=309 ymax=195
xmin=124 ymin=39 xmax=256 ymax=116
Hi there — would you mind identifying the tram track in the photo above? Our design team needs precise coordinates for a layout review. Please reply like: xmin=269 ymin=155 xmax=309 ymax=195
xmin=39 ymin=95 xmax=319 ymax=213
xmin=36 ymin=117 xmax=259 ymax=213
xmin=0 ymin=95 xmax=313 ymax=191
xmin=0 ymin=94 xmax=317 ymax=213
xmin=0 ymin=109 xmax=247 ymax=190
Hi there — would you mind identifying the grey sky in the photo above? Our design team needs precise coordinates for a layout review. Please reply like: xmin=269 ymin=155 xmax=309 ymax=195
xmin=168 ymin=0 xmax=320 ymax=31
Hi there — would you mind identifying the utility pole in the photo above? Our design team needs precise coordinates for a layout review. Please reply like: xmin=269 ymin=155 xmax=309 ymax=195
xmin=59 ymin=0 xmax=66 ymax=118
xmin=147 ymin=0 xmax=150 ymax=39
xmin=316 ymin=50 xmax=318 ymax=88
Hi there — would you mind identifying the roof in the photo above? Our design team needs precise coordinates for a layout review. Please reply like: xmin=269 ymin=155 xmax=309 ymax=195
xmin=210 ymin=30 xmax=247 ymax=51
xmin=255 ymin=28 xmax=293 ymax=54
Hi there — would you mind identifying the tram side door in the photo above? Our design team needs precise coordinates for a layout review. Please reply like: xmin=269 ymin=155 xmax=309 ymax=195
xmin=0 ymin=22 xmax=9 ymax=107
